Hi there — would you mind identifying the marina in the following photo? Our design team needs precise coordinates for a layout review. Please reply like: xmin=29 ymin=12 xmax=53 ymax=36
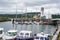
xmin=0 ymin=21 xmax=57 ymax=40
xmin=0 ymin=0 xmax=60 ymax=40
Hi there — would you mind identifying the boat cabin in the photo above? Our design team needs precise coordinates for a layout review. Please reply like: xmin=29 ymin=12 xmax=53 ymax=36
xmin=7 ymin=30 xmax=18 ymax=36
xmin=0 ymin=28 xmax=4 ymax=34
xmin=19 ymin=30 xmax=32 ymax=37
xmin=34 ymin=32 xmax=50 ymax=40
xmin=16 ymin=30 xmax=33 ymax=40
xmin=3 ymin=30 xmax=18 ymax=40
xmin=0 ymin=28 xmax=4 ymax=39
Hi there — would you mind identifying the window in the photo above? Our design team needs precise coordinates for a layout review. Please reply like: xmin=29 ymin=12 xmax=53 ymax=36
xmin=45 ymin=37 xmax=49 ymax=40
xmin=25 ymin=33 xmax=29 ymax=35
xmin=20 ymin=33 xmax=24 ymax=35
xmin=36 ymin=37 xmax=39 ymax=39
xmin=0 ymin=30 xmax=2 ymax=34
xmin=8 ymin=32 xmax=17 ymax=36
xmin=40 ymin=37 xmax=44 ymax=40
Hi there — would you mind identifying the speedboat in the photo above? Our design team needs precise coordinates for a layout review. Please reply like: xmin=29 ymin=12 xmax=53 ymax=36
xmin=3 ymin=30 xmax=18 ymax=40
xmin=16 ymin=30 xmax=34 ymax=40
xmin=0 ymin=28 xmax=4 ymax=40
xmin=34 ymin=32 xmax=50 ymax=40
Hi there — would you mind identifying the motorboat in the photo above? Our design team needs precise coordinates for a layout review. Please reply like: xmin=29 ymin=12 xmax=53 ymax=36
xmin=3 ymin=30 xmax=18 ymax=40
xmin=24 ymin=21 xmax=29 ymax=25
xmin=34 ymin=21 xmax=40 ymax=25
xmin=0 ymin=28 xmax=4 ymax=40
xmin=16 ymin=30 xmax=34 ymax=40
xmin=34 ymin=32 xmax=50 ymax=40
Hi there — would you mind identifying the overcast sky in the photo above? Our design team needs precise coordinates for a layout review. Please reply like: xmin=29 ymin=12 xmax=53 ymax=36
xmin=0 ymin=0 xmax=60 ymax=15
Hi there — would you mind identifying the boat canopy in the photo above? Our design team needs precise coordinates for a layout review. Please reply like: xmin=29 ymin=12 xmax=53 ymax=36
xmin=36 ymin=32 xmax=49 ymax=37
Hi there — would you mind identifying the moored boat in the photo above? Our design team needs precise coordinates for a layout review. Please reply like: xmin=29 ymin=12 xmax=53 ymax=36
xmin=0 ymin=28 xmax=4 ymax=40
xmin=3 ymin=30 xmax=18 ymax=40
xmin=16 ymin=30 xmax=34 ymax=40
xmin=34 ymin=32 xmax=50 ymax=40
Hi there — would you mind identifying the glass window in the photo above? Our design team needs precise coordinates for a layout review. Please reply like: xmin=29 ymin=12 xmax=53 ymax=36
xmin=6 ymin=39 xmax=12 ymax=40
xmin=8 ymin=32 xmax=17 ymax=36
xmin=40 ymin=37 xmax=44 ymax=40
xmin=45 ymin=37 xmax=49 ymax=40
xmin=36 ymin=37 xmax=39 ymax=39
xmin=25 ymin=33 xmax=29 ymax=35
xmin=20 ymin=33 xmax=24 ymax=35
xmin=0 ymin=30 xmax=2 ymax=34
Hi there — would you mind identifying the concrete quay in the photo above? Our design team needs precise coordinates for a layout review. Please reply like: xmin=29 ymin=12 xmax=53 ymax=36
xmin=52 ymin=24 xmax=60 ymax=40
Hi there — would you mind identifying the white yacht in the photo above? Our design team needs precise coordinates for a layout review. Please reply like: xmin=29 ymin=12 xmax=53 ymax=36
xmin=16 ymin=30 xmax=34 ymax=40
xmin=24 ymin=21 xmax=32 ymax=25
xmin=34 ymin=21 xmax=40 ymax=25
xmin=0 ymin=28 xmax=4 ymax=40
xmin=3 ymin=30 xmax=18 ymax=40
xmin=34 ymin=32 xmax=50 ymax=40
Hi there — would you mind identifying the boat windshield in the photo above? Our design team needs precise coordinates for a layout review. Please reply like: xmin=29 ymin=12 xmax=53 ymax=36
xmin=0 ymin=30 xmax=2 ymax=34
xmin=40 ymin=37 xmax=44 ymax=40
xmin=45 ymin=37 xmax=50 ymax=40
xmin=25 ymin=33 xmax=29 ymax=35
xmin=35 ymin=37 xmax=39 ymax=39
xmin=20 ymin=33 xmax=24 ymax=35
xmin=6 ymin=39 xmax=11 ymax=40
xmin=8 ymin=32 xmax=17 ymax=36
xmin=35 ymin=37 xmax=44 ymax=40
xmin=6 ymin=39 xmax=13 ymax=40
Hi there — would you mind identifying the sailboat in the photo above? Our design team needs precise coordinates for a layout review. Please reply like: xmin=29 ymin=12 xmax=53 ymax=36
xmin=16 ymin=7 xmax=34 ymax=40
xmin=3 ymin=2 xmax=18 ymax=40
xmin=3 ymin=14 xmax=18 ymax=40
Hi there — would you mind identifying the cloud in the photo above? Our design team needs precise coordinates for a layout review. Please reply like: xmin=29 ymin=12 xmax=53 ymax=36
xmin=0 ymin=0 xmax=60 ymax=15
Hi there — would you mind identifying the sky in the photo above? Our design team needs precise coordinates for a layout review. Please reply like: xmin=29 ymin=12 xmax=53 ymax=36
xmin=0 ymin=0 xmax=60 ymax=16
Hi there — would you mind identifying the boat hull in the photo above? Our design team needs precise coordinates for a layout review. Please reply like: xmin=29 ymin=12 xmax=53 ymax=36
xmin=16 ymin=37 xmax=34 ymax=40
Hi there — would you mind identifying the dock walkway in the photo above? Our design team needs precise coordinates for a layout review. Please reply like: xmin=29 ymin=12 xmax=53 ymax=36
xmin=52 ymin=24 xmax=60 ymax=40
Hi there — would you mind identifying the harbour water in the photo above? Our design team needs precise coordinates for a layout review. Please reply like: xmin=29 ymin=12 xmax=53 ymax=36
xmin=0 ymin=21 xmax=57 ymax=35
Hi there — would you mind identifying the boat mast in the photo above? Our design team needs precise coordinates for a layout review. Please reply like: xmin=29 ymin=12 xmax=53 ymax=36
xmin=15 ymin=1 xmax=18 ymax=29
xmin=25 ymin=7 xmax=27 ymax=30
xmin=25 ymin=7 xmax=27 ymax=18
xmin=16 ymin=2 xmax=17 ymax=21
